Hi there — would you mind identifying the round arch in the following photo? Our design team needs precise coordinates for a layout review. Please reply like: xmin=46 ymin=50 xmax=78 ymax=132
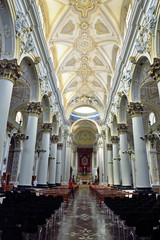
xmin=41 ymin=94 xmax=51 ymax=123
xmin=118 ymin=94 xmax=128 ymax=123
xmin=130 ymin=56 xmax=151 ymax=102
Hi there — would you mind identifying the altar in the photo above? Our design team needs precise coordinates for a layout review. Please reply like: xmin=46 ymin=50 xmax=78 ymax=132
xmin=77 ymin=173 xmax=92 ymax=185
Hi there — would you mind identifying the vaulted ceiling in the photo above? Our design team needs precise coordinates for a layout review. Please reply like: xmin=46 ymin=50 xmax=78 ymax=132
xmin=36 ymin=0 xmax=135 ymax=120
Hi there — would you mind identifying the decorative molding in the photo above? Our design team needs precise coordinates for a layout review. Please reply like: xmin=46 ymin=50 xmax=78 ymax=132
xmin=50 ymin=135 xmax=59 ymax=144
xmin=27 ymin=102 xmax=42 ymax=116
xmin=106 ymin=144 xmax=112 ymax=150
xmin=0 ymin=59 xmax=23 ymax=83
xmin=70 ymin=0 xmax=101 ymax=18
xmin=117 ymin=124 xmax=128 ymax=134
xmin=20 ymin=27 xmax=35 ymax=55
xmin=127 ymin=102 xmax=143 ymax=117
xmin=148 ymin=58 xmax=160 ymax=84
xmin=111 ymin=136 xmax=119 ymax=144
xmin=42 ymin=123 xmax=53 ymax=133
xmin=15 ymin=10 xmax=26 ymax=37
xmin=135 ymin=6 xmax=156 ymax=55
xmin=57 ymin=143 xmax=63 ymax=150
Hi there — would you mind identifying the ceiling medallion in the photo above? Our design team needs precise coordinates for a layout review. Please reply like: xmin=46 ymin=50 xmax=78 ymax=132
xmin=80 ymin=21 xmax=89 ymax=30
xmin=76 ymin=32 xmax=95 ymax=54
xmin=78 ymin=64 xmax=92 ymax=79
xmin=70 ymin=0 xmax=101 ymax=18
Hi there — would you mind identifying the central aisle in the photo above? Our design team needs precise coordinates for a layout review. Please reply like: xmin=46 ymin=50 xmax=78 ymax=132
xmin=51 ymin=186 xmax=123 ymax=240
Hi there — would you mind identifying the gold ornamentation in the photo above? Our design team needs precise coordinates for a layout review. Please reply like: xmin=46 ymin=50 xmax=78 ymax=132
xmin=66 ymin=57 xmax=76 ymax=66
xmin=51 ymin=135 xmax=59 ymax=144
xmin=81 ymin=56 xmax=88 ymax=62
xmin=0 ymin=59 xmax=23 ymax=83
xmin=111 ymin=136 xmax=119 ymax=144
xmin=127 ymin=102 xmax=143 ymax=117
xmin=148 ymin=58 xmax=160 ymax=84
xmin=107 ymin=144 xmax=112 ymax=150
xmin=117 ymin=124 xmax=128 ymax=134
xmin=57 ymin=143 xmax=63 ymax=150
xmin=75 ymin=129 xmax=95 ymax=145
xmin=70 ymin=0 xmax=101 ymax=18
xmin=61 ymin=21 xmax=75 ymax=35
xmin=80 ymin=21 xmax=89 ymax=30
xmin=78 ymin=64 xmax=91 ymax=79
xmin=93 ymin=56 xmax=104 ymax=66
xmin=42 ymin=123 xmax=53 ymax=133
xmin=76 ymin=33 xmax=95 ymax=54
xmin=27 ymin=102 xmax=42 ymax=116
xmin=95 ymin=20 xmax=109 ymax=35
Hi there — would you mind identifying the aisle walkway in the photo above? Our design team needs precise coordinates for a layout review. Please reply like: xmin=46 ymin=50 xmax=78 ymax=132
xmin=50 ymin=186 xmax=123 ymax=240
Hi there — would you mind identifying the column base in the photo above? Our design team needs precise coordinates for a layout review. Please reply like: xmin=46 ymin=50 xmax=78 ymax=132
xmin=48 ymin=184 xmax=56 ymax=188
xmin=37 ymin=184 xmax=48 ymax=188
xmin=56 ymin=183 xmax=61 ymax=186
xmin=120 ymin=185 xmax=133 ymax=190
xmin=135 ymin=187 xmax=153 ymax=193
xmin=113 ymin=185 xmax=121 ymax=189
xmin=17 ymin=185 xmax=33 ymax=191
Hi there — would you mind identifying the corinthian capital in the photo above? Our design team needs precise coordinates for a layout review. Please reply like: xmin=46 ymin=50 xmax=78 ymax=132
xmin=117 ymin=124 xmax=127 ymax=134
xmin=27 ymin=102 xmax=42 ymax=116
xmin=148 ymin=58 xmax=160 ymax=83
xmin=0 ymin=59 xmax=23 ymax=83
xmin=42 ymin=123 xmax=53 ymax=133
xmin=127 ymin=102 xmax=143 ymax=117
xmin=106 ymin=144 xmax=112 ymax=150
xmin=57 ymin=143 xmax=63 ymax=150
xmin=111 ymin=136 xmax=119 ymax=144
xmin=50 ymin=135 xmax=59 ymax=144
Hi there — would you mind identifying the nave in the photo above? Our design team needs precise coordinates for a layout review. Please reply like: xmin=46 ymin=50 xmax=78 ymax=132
xmin=51 ymin=186 xmax=123 ymax=240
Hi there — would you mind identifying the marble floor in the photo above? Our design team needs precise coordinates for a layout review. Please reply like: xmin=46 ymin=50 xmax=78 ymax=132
xmin=49 ymin=186 xmax=126 ymax=240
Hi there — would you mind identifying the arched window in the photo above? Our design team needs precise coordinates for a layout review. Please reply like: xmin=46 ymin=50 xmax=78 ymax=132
xmin=149 ymin=112 xmax=156 ymax=125
xmin=15 ymin=111 xmax=23 ymax=126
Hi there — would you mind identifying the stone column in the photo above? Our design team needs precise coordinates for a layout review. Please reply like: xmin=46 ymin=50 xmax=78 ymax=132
xmin=0 ymin=59 xmax=22 ymax=166
xmin=65 ymin=137 xmax=72 ymax=183
xmin=19 ymin=102 xmax=42 ymax=187
xmin=56 ymin=143 xmax=63 ymax=186
xmin=37 ymin=123 xmax=52 ymax=188
xmin=102 ymin=134 xmax=108 ymax=185
xmin=149 ymin=58 xmax=160 ymax=98
xmin=147 ymin=138 xmax=159 ymax=186
xmin=111 ymin=136 xmax=121 ymax=187
xmin=118 ymin=124 xmax=132 ymax=188
xmin=98 ymin=139 xmax=104 ymax=185
xmin=107 ymin=144 xmax=113 ymax=186
xmin=128 ymin=102 xmax=151 ymax=191
xmin=48 ymin=135 xmax=59 ymax=187
xmin=61 ymin=131 xmax=67 ymax=185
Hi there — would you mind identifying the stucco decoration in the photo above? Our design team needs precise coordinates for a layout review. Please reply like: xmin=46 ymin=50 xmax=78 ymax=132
xmin=135 ymin=6 xmax=156 ymax=55
xmin=15 ymin=10 xmax=26 ymax=37
xmin=75 ymin=128 xmax=96 ymax=145
xmin=20 ymin=27 xmax=35 ymax=55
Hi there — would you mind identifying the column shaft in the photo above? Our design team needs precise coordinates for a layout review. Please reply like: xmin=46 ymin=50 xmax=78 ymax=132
xmin=56 ymin=143 xmax=63 ymax=185
xmin=107 ymin=144 xmax=113 ymax=186
xmin=37 ymin=132 xmax=50 ymax=187
xmin=48 ymin=143 xmax=57 ymax=187
xmin=19 ymin=115 xmax=38 ymax=186
xmin=112 ymin=142 xmax=120 ymax=186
